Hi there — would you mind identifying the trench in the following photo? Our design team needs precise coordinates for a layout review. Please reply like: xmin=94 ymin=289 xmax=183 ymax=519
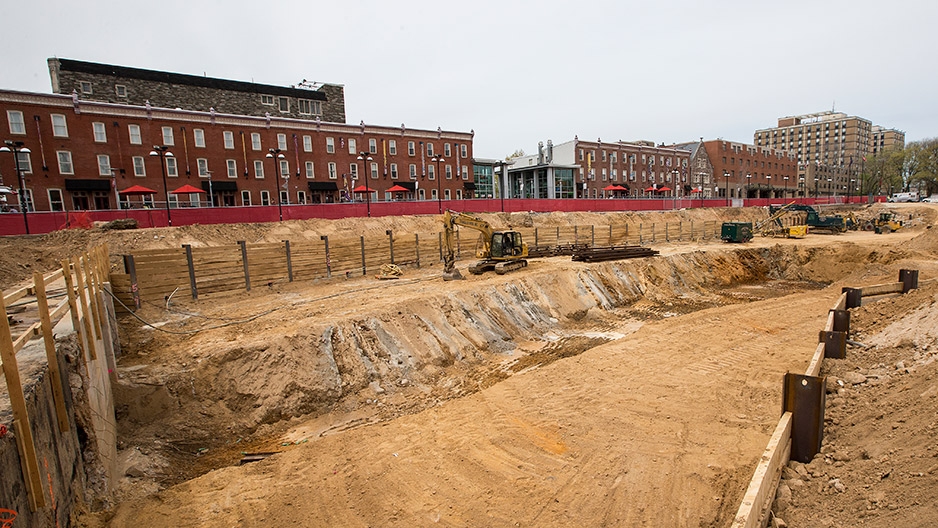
xmin=111 ymin=242 xmax=898 ymax=490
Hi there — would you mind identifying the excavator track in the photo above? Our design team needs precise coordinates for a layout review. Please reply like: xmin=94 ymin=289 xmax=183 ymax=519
xmin=494 ymin=259 xmax=528 ymax=275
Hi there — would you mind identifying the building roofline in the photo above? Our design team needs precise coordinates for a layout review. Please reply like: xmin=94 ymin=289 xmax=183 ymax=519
xmin=50 ymin=57 xmax=337 ymax=101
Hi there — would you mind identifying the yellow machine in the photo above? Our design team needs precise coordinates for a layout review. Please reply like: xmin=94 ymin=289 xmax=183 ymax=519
xmin=867 ymin=212 xmax=903 ymax=234
xmin=755 ymin=201 xmax=807 ymax=238
xmin=442 ymin=210 xmax=528 ymax=280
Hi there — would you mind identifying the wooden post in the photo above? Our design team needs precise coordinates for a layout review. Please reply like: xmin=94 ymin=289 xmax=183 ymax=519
xmin=574 ymin=225 xmax=579 ymax=245
xmin=590 ymin=225 xmax=595 ymax=247
xmin=61 ymin=259 xmax=86 ymax=362
xmin=652 ymin=222 xmax=656 ymax=242
xmin=0 ymin=294 xmax=46 ymax=510
xmin=665 ymin=222 xmax=669 ymax=242
xmin=608 ymin=225 xmax=612 ymax=245
xmin=639 ymin=223 xmax=643 ymax=245
xmin=33 ymin=270 xmax=70 ymax=433
xmin=321 ymin=235 xmax=332 ymax=278
xmin=438 ymin=232 xmax=443 ymax=263
xmin=414 ymin=233 xmax=420 ymax=268
xmin=184 ymin=244 xmax=198 ymax=300
xmin=283 ymin=240 xmax=293 ymax=282
xmin=535 ymin=227 xmax=539 ymax=249
xmin=82 ymin=253 xmax=103 ymax=338
xmin=678 ymin=221 xmax=682 ymax=241
xmin=72 ymin=255 xmax=97 ymax=360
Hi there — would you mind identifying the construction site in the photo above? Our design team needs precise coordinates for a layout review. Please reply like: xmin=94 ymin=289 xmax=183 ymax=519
xmin=1 ymin=201 xmax=937 ymax=528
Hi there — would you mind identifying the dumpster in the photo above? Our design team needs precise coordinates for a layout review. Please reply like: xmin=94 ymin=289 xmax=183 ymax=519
xmin=721 ymin=222 xmax=753 ymax=243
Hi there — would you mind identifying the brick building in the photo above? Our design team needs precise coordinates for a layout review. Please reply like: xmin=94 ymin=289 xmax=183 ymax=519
xmin=703 ymin=140 xmax=798 ymax=200
xmin=871 ymin=125 xmax=906 ymax=156
xmin=48 ymin=58 xmax=347 ymax=124
xmin=0 ymin=89 xmax=473 ymax=212
xmin=505 ymin=138 xmax=691 ymax=199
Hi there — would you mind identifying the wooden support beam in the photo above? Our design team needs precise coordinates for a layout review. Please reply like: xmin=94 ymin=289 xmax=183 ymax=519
xmin=72 ymin=255 xmax=97 ymax=361
xmin=33 ymin=270 xmax=70 ymax=433
xmin=61 ymin=259 xmax=87 ymax=363
xmin=859 ymin=282 xmax=903 ymax=297
xmin=731 ymin=412 xmax=792 ymax=528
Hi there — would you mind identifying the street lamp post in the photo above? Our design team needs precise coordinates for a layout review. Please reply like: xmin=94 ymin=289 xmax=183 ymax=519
xmin=784 ymin=176 xmax=789 ymax=198
xmin=0 ymin=140 xmax=32 ymax=234
xmin=723 ymin=171 xmax=730 ymax=206
xmin=357 ymin=151 xmax=373 ymax=217
xmin=827 ymin=178 xmax=833 ymax=199
xmin=431 ymin=154 xmax=445 ymax=214
xmin=746 ymin=173 xmax=752 ymax=199
xmin=206 ymin=171 xmax=214 ymax=207
xmin=493 ymin=160 xmax=507 ymax=212
xmin=266 ymin=148 xmax=285 ymax=221
xmin=148 ymin=145 xmax=174 ymax=226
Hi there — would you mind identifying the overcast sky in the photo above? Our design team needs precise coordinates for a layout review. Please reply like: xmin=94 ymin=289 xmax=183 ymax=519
xmin=3 ymin=0 xmax=936 ymax=158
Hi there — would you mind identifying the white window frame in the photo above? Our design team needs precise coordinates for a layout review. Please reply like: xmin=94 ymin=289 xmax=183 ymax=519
xmin=370 ymin=162 xmax=378 ymax=179
xmin=254 ymin=160 xmax=265 ymax=179
xmin=426 ymin=143 xmax=434 ymax=156
xmin=92 ymin=122 xmax=107 ymax=143
xmin=251 ymin=133 xmax=262 ymax=151
xmin=444 ymin=143 xmax=451 ymax=157
xmin=261 ymin=95 xmax=274 ymax=106
xmin=279 ymin=159 xmax=289 ymax=177
xmin=7 ymin=110 xmax=25 ymax=134
xmin=408 ymin=141 xmax=415 ymax=156
xmin=261 ymin=190 xmax=271 ymax=206
xmin=227 ymin=159 xmax=237 ymax=178
xmin=241 ymin=190 xmax=252 ymax=205
xmin=461 ymin=166 xmax=469 ymax=180
xmin=166 ymin=157 xmax=178 ymax=177
xmin=409 ymin=164 xmax=417 ymax=179
xmin=97 ymin=155 xmax=112 ymax=176
xmin=197 ymin=158 xmax=209 ymax=177
xmin=52 ymin=114 xmax=68 ymax=137
xmin=326 ymin=137 xmax=335 ymax=153
xmin=460 ymin=144 xmax=468 ymax=158
xmin=133 ymin=156 xmax=146 ymax=177
xmin=115 ymin=84 xmax=127 ymax=97
xmin=223 ymin=131 xmax=235 ymax=149
xmin=389 ymin=140 xmax=397 ymax=155
xmin=15 ymin=152 xmax=32 ymax=173
xmin=80 ymin=81 xmax=93 ymax=94
xmin=390 ymin=163 xmax=398 ymax=179
xmin=298 ymin=99 xmax=319 ymax=115
xmin=348 ymin=138 xmax=357 ymax=155
xmin=305 ymin=161 xmax=314 ymax=178
xmin=369 ymin=138 xmax=377 ymax=154
xmin=194 ymin=128 xmax=205 ymax=148
xmin=328 ymin=162 xmax=337 ymax=179
xmin=161 ymin=126 xmax=174 ymax=146
xmin=278 ymin=97 xmax=289 ymax=113
xmin=57 ymin=151 xmax=74 ymax=175
xmin=48 ymin=189 xmax=64 ymax=211
xmin=428 ymin=165 xmax=435 ymax=180
xmin=349 ymin=163 xmax=358 ymax=179
xmin=445 ymin=165 xmax=453 ymax=179
xmin=303 ymin=135 xmax=312 ymax=152
xmin=128 ymin=124 xmax=142 ymax=145
xmin=297 ymin=190 xmax=307 ymax=204
xmin=277 ymin=133 xmax=287 ymax=150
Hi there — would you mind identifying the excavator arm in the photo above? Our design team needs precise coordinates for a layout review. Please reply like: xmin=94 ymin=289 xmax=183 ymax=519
xmin=442 ymin=210 xmax=494 ymax=279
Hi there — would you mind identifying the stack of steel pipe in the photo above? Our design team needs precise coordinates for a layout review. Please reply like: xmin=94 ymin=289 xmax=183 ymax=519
xmin=571 ymin=245 xmax=659 ymax=262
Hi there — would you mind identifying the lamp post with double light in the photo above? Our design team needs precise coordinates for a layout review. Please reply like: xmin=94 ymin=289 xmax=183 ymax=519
xmin=357 ymin=151 xmax=373 ymax=217
xmin=148 ymin=145 xmax=174 ymax=226
xmin=784 ymin=175 xmax=790 ymax=198
xmin=746 ymin=173 xmax=752 ymax=199
xmin=430 ymin=154 xmax=445 ymax=213
xmin=0 ymin=140 xmax=31 ymax=234
xmin=266 ymin=148 xmax=285 ymax=221
xmin=723 ymin=170 xmax=730 ymax=206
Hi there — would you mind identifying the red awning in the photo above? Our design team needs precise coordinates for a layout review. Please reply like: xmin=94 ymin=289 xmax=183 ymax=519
xmin=656 ymin=186 xmax=672 ymax=192
xmin=170 ymin=184 xmax=206 ymax=194
xmin=603 ymin=185 xmax=627 ymax=191
xmin=386 ymin=185 xmax=410 ymax=193
xmin=691 ymin=188 xmax=703 ymax=193
xmin=352 ymin=185 xmax=372 ymax=193
xmin=119 ymin=185 xmax=158 ymax=195
xmin=644 ymin=186 xmax=658 ymax=192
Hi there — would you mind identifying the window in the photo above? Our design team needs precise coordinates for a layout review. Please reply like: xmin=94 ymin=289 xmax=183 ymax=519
xmin=51 ymin=114 xmax=68 ymax=137
xmin=409 ymin=164 xmax=417 ymax=179
xmin=579 ymin=149 xmax=584 ymax=161
xmin=390 ymin=163 xmax=398 ymax=179
xmin=461 ymin=166 xmax=469 ymax=180
xmin=223 ymin=131 xmax=235 ymax=149
xmin=279 ymin=159 xmax=289 ymax=177
xmin=80 ymin=81 xmax=92 ymax=94
xmin=128 ymin=124 xmax=142 ymax=145
xmin=370 ymin=162 xmax=378 ymax=179
xmin=279 ymin=190 xmax=288 ymax=205
xmin=7 ymin=111 xmax=25 ymax=134
xmin=428 ymin=165 xmax=435 ymax=180
xmin=161 ymin=126 xmax=174 ymax=146
xmin=15 ymin=151 xmax=32 ymax=173
xmin=277 ymin=133 xmax=287 ymax=150
xmin=303 ymin=135 xmax=312 ymax=152
xmin=227 ymin=159 xmax=237 ymax=178
xmin=348 ymin=138 xmax=357 ymax=155
xmin=305 ymin=161 xmax=314 ymax=178
xmin=241 ymin=190 xmax=252 ymax=206
xmin=261 ymin=95 xmax=274 ymax=105
xmin=278 ymin=97 xmax=289 ymax=112
xmin=115 ymin=84 xmax=127 ymax=97
xmin=48 ymin=189 xmax=64 ymax=212
xmin=194 ymin=129 xmax=205 ymax=148
xmin=197 ymin=158 xmax=209 ymax=177
xmin=133 ymin=156 xmax=146 ymax=177
xmin=254 ymin=160 xmax=265 ymax=179
xmin=349 ymin=163 xmax=358 ymax=179
xmin=444 ymin=143 xmax=451 ymax=157
xmin=166 ymin=157 xmax=178 ymax=177
xmin=261 ymin=190 xmax=271 ymax=206
xmin=297 ymin=191 xmax=307 ymax=204
xmin=369 ymin=138 xmax=377 ymax=154
xmin=427 ymin=143 xmax=434 ymax=156
xmin=251 ymin=133 xmax=262 ymax=151
xmin=97 ymin=155 xmax=112 ymax=176
xmin=328 ymin=162 xmax=337 ymax=179
xmin=446 ymin=165 xmax=452 ymax=179
xmin=408 ymin=141 xmax=416 ymax=156
xmin=92 ymin=122 xmax=107 ymax=142
xmin=298 ymin=99 xmax=321 ymax=115
xmin=389 ymin=140 xmax=397 ymax=155
xmin=57 ymin=151 xmax=74 ymax=174
xmin=326 ymin=137 xmax=335 ymax=153
xmin=460 ymin=144 xmax=467 ymax=158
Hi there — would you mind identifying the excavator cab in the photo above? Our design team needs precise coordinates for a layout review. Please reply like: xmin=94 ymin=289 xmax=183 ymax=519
xmin=491 ymin=231 xmax=525 ymax=258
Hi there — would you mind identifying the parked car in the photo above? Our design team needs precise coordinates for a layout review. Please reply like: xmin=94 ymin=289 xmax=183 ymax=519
xmin=922 ymin=195 xmax=938 ymax=203
xmin=888 ymin=192 xmax=918 ymax=203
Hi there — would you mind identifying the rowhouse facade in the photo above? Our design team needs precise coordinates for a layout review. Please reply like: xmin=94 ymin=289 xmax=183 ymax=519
xmin=704 ymin=140 xmax=798 ymax=199
xmin=0 ymin=90 xmax=473 ymax=212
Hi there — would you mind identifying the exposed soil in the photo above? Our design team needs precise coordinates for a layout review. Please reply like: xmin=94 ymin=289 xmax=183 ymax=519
xmin=4 ymin=202 xmax=937 ymax=527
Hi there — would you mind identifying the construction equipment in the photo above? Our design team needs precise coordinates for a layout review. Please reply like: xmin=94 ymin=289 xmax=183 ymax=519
xmin=768 ymin=203 xmax=848 ymax=234
xmin=375 ymin=263 xmax=403 ymax=280
xmin=442 ymin=210 xmax=528 ymax=280
xmin=756 ymin=201 xmax=807 ymax=237
xmin=721 ymin=222 xmax=753 ymax=243
xmin=867 ymin=212 xmax=903 ymax=234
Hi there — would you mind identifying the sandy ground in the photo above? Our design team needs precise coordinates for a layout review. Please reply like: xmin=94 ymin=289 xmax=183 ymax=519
xmin=3 ymin=203 xmax=937 ymax=527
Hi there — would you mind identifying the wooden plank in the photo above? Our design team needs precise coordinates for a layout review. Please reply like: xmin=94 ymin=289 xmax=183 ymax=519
xmin=61 ymin=259 xmax=86 ymax=362
xmin=2 ymin=284 xmax=30 ymax=306
xmin=0 ymin=293 xmax=46 ymax=511
xmin=805 ymin=343 xmax=825 ymax=378
xmin=34 ymin=270 xmax=70 ymax=433
xmin=81 ymin=253 xmax=104 ymax=338
xmin=72 ymin=255 xmax=97 ymax=361
xmin=731 ymin=412 xmax=792 ymax=528
xmin=126 ymin=247 xmax=188 ymax=257
xmin=859 ymin=282 xmax=903 ymax=297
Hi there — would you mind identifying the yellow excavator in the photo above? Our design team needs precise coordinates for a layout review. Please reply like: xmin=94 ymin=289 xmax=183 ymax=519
xmin=442 ymin=210 xmax=528 ymax=280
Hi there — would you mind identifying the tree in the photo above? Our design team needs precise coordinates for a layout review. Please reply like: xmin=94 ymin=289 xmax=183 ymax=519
xmin=906 ymin=138 xmax=938 ymax=196
xmin=860 ymin=150 xmax=904 ymax=195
